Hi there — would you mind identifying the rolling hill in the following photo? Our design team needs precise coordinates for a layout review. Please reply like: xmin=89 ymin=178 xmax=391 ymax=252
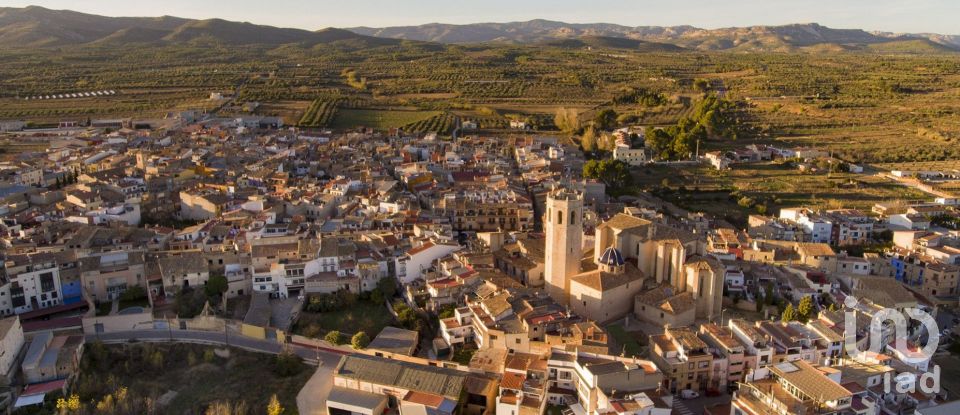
xmin=0 ymin=5 xmax=400 ymax=48
xmin=350 ymin=20 xmax=960 ymax=53
xmin=0 ymin=6 xmax=956 ymax=54
xmin=541 ymin=36 xmax=687 ymax=52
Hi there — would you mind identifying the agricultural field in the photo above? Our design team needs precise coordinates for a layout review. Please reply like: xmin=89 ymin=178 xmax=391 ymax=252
xmin=872 ymin=160 xmax=960 ymax=172
xmin=634 ymin=161 xmax=929 ymax=225
xmin=298 ymin=99 xmax=341 ymax=127
xmin=0 ymin=41 xmax=958 ymax=161
xmin=329 ymin=108 xmax=439 ymax=130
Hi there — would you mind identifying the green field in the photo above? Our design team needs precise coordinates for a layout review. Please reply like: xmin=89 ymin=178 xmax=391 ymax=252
xmin=294 ymin=299 xmax=395 ymax=338
xmin=329 ymin=109 xmax=440 ymax=130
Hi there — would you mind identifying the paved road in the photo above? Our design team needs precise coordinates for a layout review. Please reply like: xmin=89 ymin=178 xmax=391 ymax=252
xmin=87 ymin=329 xmax=349 ymax=365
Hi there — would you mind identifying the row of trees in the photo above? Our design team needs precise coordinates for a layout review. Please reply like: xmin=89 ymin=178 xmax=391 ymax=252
xmin=612 ymin=87 xmax=667 ymax=107
xmin=583 ymin=159 xmax=633 ymax=190
xmin=323 ymin=330 xmax=370 ymax=349
xmin=645 ymin=94 xmax=743 ymax=160
xmin=52 ymin=169 xmax=82 ymax=189
xmin=56 ymin=392 xmax=286 ymax=415
xmin=780 ymin=295 xmax=831 ymax=323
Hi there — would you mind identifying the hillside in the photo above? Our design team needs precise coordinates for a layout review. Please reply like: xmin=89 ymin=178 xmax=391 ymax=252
xmin=1 ymin=7 xmax=956 ymax=53
xmin=542 ymin=36 xmax=686 ymax=52
xmin=350 ymin=20 xmax=960 ymax=52
xmin=0 ymin=6 xmax=400 ymax=48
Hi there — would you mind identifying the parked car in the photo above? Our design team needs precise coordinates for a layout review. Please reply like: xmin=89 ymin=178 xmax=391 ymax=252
xmin=680 ymin=389 xmax=700 ymax=399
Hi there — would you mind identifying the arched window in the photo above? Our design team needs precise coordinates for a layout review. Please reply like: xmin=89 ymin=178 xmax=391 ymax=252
xmin=570 ymin=210 xmax=576 ymax=225
xmin=557 ymin=210 xmax=563 ymax=225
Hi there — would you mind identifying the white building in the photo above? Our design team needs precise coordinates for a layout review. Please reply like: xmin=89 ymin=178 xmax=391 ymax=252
xmin=395 ymin=240 xmax=461 ymax=284
xmin=704 ymin=151 xmax=730 ymax=170
xmin=780 ymin=208 xmax=833 ymax=243
xmin=1 ymin=255 xmax=64 ymax=315
xmin=613 ymin=145 xmax=647 ymax=166
xmin=0 ymin=317 xmax=25 ymax=383
xmin=888 ymin=213 xmax=931 ymax=231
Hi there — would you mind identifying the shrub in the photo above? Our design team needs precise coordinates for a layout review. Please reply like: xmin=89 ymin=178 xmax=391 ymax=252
xmin=301 ymin=324 xmax=322 ymax=338
xmin=273 ymin=352 xmax=304 ymax=377
xmin=325 ymin=330 xmax=344 ymax=346
xmin=119 ymin=285 xmax=146 ymax=303
xmin=203 ymin=349 xmax=215 ymax=363
xmin=351 ymin=331 xmax=370 ymax=349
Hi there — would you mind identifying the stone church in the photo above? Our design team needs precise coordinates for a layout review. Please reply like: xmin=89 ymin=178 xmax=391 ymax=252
xmin=543 ymin=188 xmax=723 ymax=326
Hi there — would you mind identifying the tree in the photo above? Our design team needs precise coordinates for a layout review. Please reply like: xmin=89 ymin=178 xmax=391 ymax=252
xmin=150 ymin=351 xmax=164 ymax=370
xmin=205 ymin=274 xmax=229 ymax=298
xmin=118 ymin=285 xmax=146 ymax=303
xmin=175 ymin=287 xmax=208 ymax=318
xmin=797 ymin=295 xmax=815 ymax=323
xmin=583 ymin=160 xmax=599 ymax=180
xmin=206 ymin=400 xmax=250 ymax=415
xmin=582 ymin=159 xmax=632 ymax=190
xmin=325 ymin=330 xmax=344 ymax=345
xmin=370 ymin=288 xmax=385 ymax=305
xmin=352 ymin=331 xmax=370 ymax=349
xmin=203 ymin=349 xmax=216 ymax=363
xmin=273 ymin=352 xmax=304 ymax=377
xmin=377 ymin=277 xmax=397 ymax=300
xmin=693 ymin=78 xmax=711 ymax=93
xmin=57 ymin=394 xmax=81 ymax=414
xmin=580 ymin=126 xmax=597 ymax=153
xmin=267 ymin=394 xmax=283 ymax=415
xmin=554 ymin=107 xmax=580 ymax=133
xmin=593 ymin=108 xmax=618 ymax=131
xmin=645 ymin=127 xmax=674 ymax=159
xmin=438 ymin=304 xmax=456 ymax=319
xmin=781 ymin=303 xmax=796 ymax=322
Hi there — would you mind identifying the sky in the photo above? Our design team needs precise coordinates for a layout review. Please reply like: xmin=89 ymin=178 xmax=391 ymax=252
xmin=4 ymin=0 xmax=958 ymax=34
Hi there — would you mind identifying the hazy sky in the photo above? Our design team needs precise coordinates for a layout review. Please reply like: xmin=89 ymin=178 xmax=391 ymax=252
xmin=5 ymin=0 xmax=958 ymax=34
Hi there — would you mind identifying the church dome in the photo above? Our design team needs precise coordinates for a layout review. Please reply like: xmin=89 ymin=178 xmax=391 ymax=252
xmin=598 ymin=247 xmax=625 ymax=267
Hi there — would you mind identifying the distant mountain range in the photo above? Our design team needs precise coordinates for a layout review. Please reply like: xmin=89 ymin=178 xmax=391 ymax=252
xmin=0 ymin=6 xmax=400 ymax=48
xmin=349 ymin=19 xmax=960 ymax=52
xmin=0 ymin=6 xmax=957 ymax=53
